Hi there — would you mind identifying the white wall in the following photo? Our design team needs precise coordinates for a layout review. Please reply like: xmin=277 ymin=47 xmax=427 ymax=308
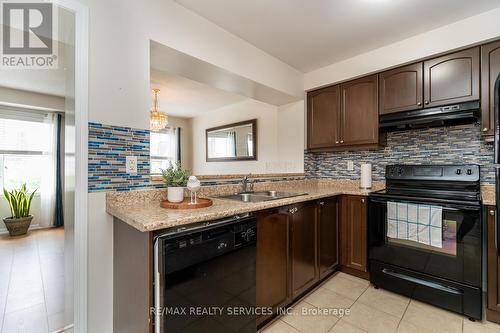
xmin=191 ymin=99 xmax=279 ymax=175
xmin=305 ymin=6 xmax=500 ymax=90
xmin=277 ymin=101 xmax=305 ymax=172
xmin=190 ymin=99 xmax=305 ymax=175
xmin=87 ymin=193 xmax=113 ymax=333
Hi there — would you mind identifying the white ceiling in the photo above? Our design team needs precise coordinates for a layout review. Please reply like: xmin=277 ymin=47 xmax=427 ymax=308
xmin=150 ymin=69 xmax=248 ymax=118
xmin=174 ymin=0 xmax=500 ymax=72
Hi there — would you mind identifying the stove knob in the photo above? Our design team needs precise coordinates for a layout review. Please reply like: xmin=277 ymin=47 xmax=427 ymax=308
xmin=466 ymin=169 xmax=472 ymax=175
xmin=456 ymin=169 xmax=462 ymax=175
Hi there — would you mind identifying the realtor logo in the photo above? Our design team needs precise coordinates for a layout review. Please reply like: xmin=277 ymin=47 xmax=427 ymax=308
xmin=1 ymin=1 xmax=58 ymax=68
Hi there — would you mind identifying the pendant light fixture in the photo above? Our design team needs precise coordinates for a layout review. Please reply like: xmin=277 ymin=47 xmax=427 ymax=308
xmin=150 ymin=88 xmax=168 ymax=132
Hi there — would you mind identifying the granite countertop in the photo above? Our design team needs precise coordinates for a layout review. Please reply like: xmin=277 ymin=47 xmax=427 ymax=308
xmin=106 ymin=180 xmax=497 ymax=232
xmin=106 ymin=179 xmax=384 ymax=232
xmin=482 ymin=184 xmax=495 ymax=206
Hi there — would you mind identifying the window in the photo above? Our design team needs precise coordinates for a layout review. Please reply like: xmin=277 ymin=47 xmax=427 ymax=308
xmin=0 ymin=113 xmax=54 ymax=192
xmin=150 ymin=127 xmax=180 ymax=174
xmin=207 ymin=131 xmax=236 ymax=158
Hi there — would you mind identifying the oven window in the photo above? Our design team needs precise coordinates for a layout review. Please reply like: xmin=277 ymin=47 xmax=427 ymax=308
xmin=386 ymin=205 xmax=459 ymax=257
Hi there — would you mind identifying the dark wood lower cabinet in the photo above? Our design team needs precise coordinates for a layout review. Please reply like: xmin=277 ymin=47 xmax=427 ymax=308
xmin=289 ymin=201 xmax=318 ymax=298
xmin=486 ymin=206 xmax=500 ymax=324
xmin=256 ymin=195 xmax=368 ymax=327
xmin=255 ymin=209 xmax=291 ymax=324
xmin=318 ymin=197 xmax=340 ymax=279
xmin=340 ymin=195 xmax=368 ymax=277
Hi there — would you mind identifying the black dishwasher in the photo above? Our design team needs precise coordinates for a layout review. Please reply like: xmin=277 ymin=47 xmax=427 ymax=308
xmin=153 ymin=215 xmax=257 ymax=333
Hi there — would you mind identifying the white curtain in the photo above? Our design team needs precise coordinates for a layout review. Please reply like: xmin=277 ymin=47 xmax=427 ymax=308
xmin=227 ymin=131 xmax=236 ymax=157
xmin=39 ymin=113 xmax=57 ymax=228
xmin=164 ymin=127 xmax=179 ymax=166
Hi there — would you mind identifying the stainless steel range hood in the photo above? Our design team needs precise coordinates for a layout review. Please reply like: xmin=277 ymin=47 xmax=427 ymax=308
xmin=379 ymin=101 xmax=480 ymax=131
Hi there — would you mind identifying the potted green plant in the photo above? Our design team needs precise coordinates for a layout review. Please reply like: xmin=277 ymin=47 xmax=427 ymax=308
xmin=2 ymin=184 xmax=37 ymax=236
xmin=161 ymin=162 xmax=189 ymax=203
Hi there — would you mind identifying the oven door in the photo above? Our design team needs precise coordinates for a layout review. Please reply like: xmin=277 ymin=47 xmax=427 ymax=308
xmin=368 ymin=195 xmax=481 ymax=287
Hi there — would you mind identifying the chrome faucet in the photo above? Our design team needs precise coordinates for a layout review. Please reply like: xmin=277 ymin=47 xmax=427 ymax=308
xmin=241 ymin=174 xmax=254 ymax=193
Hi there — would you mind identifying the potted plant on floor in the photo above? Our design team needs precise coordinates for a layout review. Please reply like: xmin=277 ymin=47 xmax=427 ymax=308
xmin=2 ymin=184 xmax=37 ymax=236
xmin=161 ymin=162 xmax=189 ymax=203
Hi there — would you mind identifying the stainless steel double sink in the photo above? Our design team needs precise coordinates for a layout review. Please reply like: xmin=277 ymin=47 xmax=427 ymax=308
xmin=219 ymin=190 xmax=308 ymax=203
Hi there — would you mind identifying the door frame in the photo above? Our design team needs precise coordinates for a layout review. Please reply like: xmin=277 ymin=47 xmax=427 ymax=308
xmin=52 ymin=0 xmax=89 ymax=332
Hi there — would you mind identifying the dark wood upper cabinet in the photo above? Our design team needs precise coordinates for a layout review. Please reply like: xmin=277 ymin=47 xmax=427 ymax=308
xmin=289 ymin=201 xmax=318 ymax=298
xmin=341 ymin=75 xmax=379 ymax=146
xmin=318 ymin=197 xmax=340 ymax=279
xmin=379 ymin=63 xmax=423 ymax=115
xmin=481 ymin=41 xmax=500 ymax=138
xmin=256 ymin=209 xmax=290 ymax=317
xmin=486 ymin=206 xmax=500 ymax=324
xmin=423 ymin=47 xmax=480 ymax=108
xmin=307 ymin=85 xmax=341 ymax=149
xmin=341 ymin=196 xmax=368 ymax=273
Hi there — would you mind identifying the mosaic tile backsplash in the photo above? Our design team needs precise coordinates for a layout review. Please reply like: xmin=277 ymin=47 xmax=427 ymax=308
xmin=304 ymin=123 xmax=495 ymax=184
xmin=87 ymin=122 xmax=305 ymax=192
xmin=88 ymin=122 xmax=154 ymax=192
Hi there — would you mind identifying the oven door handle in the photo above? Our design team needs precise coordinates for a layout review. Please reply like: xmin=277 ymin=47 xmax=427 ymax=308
xmin=369 ymin=198 xmax=481 ymax=212
xmin=381 ymin=268 xmax=464 ymax=295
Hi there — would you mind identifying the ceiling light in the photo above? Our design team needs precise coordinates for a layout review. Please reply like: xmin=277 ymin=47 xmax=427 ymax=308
xmin=150 ymin=88 xmax=168 ymax=132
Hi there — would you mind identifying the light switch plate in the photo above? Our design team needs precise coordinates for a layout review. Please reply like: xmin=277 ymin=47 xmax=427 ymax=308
xmin=347 ymin=160 xmax=354 ymax=171
xmin=126 ymin=156 xmax=138 ymax=174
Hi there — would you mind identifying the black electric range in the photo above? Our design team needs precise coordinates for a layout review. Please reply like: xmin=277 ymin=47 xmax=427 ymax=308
xmin=368 ymin=164 xmax=482 ymax=320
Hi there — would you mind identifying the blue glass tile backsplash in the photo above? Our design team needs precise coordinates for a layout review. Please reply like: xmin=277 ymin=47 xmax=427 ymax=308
xmin=304 ymin=123 xmax=495 ymax=184
xmin=88 ymin=122 xmax=159 ymax=192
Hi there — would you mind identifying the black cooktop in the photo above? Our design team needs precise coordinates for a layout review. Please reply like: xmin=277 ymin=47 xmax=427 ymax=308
xmin=371 ymin=164 xmax=481 ymax=203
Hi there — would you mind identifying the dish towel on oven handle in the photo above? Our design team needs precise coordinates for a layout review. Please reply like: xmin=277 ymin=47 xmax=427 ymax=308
xmin=387 ymin=202 xmax=443 ymax=248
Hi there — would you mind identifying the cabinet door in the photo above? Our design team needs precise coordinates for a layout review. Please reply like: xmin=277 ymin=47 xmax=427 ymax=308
xmin=487 ymin=206 xmax=500 ymax=323
xmin=256 ymin=210 xmax=290 ymax=313
xmin=481 ymin=41 xmax=500 ymax=137
xmin=423 ymin=47 xmax=480 ymax=108
xmin=307 ymin=85 xmax=341 ymax=149
xmin=289 ymin=202 xmax=318 ymax=298
xmin=379 ymin=63 xmax=423 ymax=114
xmin=318 ymin=197 xmax=339 ymax=279
xmin=340 ymin=75 xmax=379 ymax=146
xmin=341 ymin=196 xmax=368 ymax=272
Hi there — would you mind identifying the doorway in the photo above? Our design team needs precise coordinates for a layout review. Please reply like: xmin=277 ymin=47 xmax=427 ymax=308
xmin=0 ymin=1 xmax=88 ymax=332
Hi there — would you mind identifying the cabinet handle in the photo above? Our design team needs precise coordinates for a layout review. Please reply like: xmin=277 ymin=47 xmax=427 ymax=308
xmin=361 ymin=198 xmax=365 ymax=203
xmin=289 ymin=207 xmax=298 ymax=214
xmin=425 ymin=100 xmax=429 ymax=105
xmin=340 ymin=140 xmax=344 ymax=144
xmin=417 ymin=102 xmax=422 ymax=106
xmin=319 ymin=201 xmax=325 ymax=206
xmin=483 ymin=127 xmax=488 ymax=132
xmin=490 ymin=209 xmax=495 ymax=216
xmin=335 ymin=141 xmax=339 ymax=144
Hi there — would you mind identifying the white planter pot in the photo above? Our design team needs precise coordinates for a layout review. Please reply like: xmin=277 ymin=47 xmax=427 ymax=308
xmin=167 ymin=187 xmax=185 ymax=203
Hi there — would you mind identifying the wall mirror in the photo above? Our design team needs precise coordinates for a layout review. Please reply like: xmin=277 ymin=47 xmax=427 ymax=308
xmin=206 ymin=119 xmax=257 ymax=162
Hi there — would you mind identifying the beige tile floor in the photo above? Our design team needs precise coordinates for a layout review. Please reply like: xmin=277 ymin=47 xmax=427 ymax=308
xmin=0 ymin=228 xmax=68 ymax=333
xmin=261 ymin=272 xmax=500 ymax=333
